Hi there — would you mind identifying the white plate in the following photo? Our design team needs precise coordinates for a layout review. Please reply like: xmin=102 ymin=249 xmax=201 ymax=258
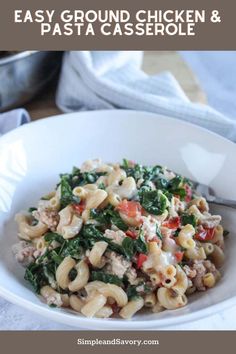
xmin=0 ymin=110 xmax=236 ymax=330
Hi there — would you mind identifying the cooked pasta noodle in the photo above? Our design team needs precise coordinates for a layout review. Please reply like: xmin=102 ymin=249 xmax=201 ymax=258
xmin=13 ymin=159 xmax=227 ymax=319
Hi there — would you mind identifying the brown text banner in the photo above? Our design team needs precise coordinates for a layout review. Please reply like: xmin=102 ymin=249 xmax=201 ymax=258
xmin=0 ymin=331 xmax=235 ymax=354
xmin=0 ymin=0 xmax=235 ymax=49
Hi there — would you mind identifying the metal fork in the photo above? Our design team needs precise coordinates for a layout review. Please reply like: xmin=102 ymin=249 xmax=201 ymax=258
xmin=189 ymin=179 xmax=236 ymax=209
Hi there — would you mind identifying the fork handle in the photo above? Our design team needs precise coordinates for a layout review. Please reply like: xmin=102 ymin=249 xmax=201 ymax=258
xmin=208 ymin=196 xmax=236 ymax=209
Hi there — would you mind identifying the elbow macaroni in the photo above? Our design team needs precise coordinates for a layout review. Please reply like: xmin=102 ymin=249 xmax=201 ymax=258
xmin=13 ymin=158 xmax=227 ymax=319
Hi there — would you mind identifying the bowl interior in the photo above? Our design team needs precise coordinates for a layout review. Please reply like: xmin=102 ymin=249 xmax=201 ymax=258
xmin=0 ymin=110 xmax=235 ymax=329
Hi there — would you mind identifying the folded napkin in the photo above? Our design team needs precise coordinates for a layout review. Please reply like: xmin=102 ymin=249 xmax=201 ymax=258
xmin=56 ymin=51 xmax=236 ymax=141
xmin=0 ymin=109 xmax=30 ymax=136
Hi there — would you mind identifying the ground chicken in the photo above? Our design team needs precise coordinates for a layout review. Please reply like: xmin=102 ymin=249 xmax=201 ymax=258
xmin=104 ymin=229 xmax=126 ymax=245
xmin=141 ymin=216 xmax=160 ymax=242
xmin=105 ymin=251 xmax=137 ymax=282
xmin=192 ymin=260 xmax=207 ymax=291
xmin=12 ymin=241 xmax=36 ymax=267
xmin=33 ymin=209 xmax=59 ymax=231
xmin=201 ymin=213 xmax=221 ymax=228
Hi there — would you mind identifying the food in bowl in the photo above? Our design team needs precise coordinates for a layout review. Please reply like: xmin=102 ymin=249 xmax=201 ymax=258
xmin=13 ymin=159 xmax=226 ymax=319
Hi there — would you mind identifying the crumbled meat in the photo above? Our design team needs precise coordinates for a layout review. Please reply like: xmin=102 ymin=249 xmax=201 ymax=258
xmin=105 ymin=252 xmax=137 ymax=281
xmin=192 ymin=260 xmax=207 ymax=291
xmin=12 ymin=241 xmax=36 ymax=267
xmin=141 ymin=216 xmax=160 ymax=241
xmin=203 ymin=260 xmax=216 ymax=273
xmin=183 ymin=265 xmax=197 ymax=278
xmin=33 ymin=209 xmax=59 ymax=231
xmin=125 ymin=267 xmax=138 ymax=285
xmin=104 ymin=229 xmax=126 ymax=245
xmin=201 ymin=213 xmax=221 ymax=228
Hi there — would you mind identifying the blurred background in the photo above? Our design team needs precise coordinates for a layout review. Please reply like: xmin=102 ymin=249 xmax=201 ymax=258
xmin=1 ymin=51 xmax=235 ymax=121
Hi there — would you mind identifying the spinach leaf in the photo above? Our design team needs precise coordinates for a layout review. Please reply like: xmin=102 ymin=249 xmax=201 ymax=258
xmin=82 ymin=225 xmax=124 ymax=255
xmin=24 ymin=263 xmax=46 ymax=293
xmin=91 ymin=271 xmax=123 ymax=286
xmin=122 ymin=237 xmax=135 ymax=259
xmin=156 ymin=225 xmax=163 ymax=240
xmin=50 ymin=250 xmax=63 ymax=265
xmin=139 ymin=189 xmax=168 ymax=215
xmin=44 ymin=232 xmax=64 ymax=244
xmin=28 ymin=207 xmax=37 ymax=213
xmin=90 ymin=208 xmax=110 ymax=226
xmin=134 ymin=231 xmax=148 ymax=254
xmin=168 ymin=175 xmax=186 ymax=200
xmin=181 ymin=214 xmax=197 ymax=227
xmin=110 ymin=211 xmax=128 ymax=231
xmin=61 ymin=237 xmax=83 ymax=260
xmin=60 ymin=175 xmax=80 ymax=208
xmin=122 ymin=232 xmax=148 ymax=260
xmin=90 ymin=206 xmax=128 ymax=231
xmin=126 ymin=285 xmax=139 ymax=300
xmin=126 ymin=283 xmax=152 ymax=300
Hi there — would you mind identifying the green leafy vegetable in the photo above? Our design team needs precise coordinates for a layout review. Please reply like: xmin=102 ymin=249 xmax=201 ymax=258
xmin=122 ymin=231 xmax=148 ymax=260
xmin=91 ymin=271 xmax=123 ymax=286
xmin=60 ymin=175 xmax=80 ymax=208
xmin=28 ymin=207 xmax=37 ymax=213
xmin=134 ymin=231 xmax=148 ymax=254
xmin=24 ymin=263 xmax=47 ymax=293
xmin=181 ymin=214 xmax=197 ymax=227
xmin=82 ymin=225 xmax=124 ymax=255
xmin=90 ymin=206 xmax=128 ymax=231
xmin=122 ymin=237 xmax=135 ymax=259
xmin=126 ymin=283 xmax=152 ymax=300
xmin=44 ymin=232 xmax=64 ymax=244
xmin=156 ymin=225 xmax=163 ymax=240
xmin=61 ymin=237 xmax=83 ymax=260
xmin=167 ymin=175 xmax=187 ymax=200
xmin=139 ymin=189 xmax=168 ymax=215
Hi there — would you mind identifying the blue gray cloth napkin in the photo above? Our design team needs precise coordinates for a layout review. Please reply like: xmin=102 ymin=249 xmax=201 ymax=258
xmin=56 ymin=51 xmax=236 ymax=141
xmin=0 ymin=109 xmax=30 ymax=136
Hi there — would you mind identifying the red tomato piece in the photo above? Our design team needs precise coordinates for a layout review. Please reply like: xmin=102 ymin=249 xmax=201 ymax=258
xmin=137 ymin=253 xmax=148 ymax=269
xmin=72 ymin=202 xmax=85 ymax=214
xmin=126 ymin=230 xmax=137 ymax=239
xmin=163 ymin=216 xmax=180 ymax=229
xmin=195 ymin=226 xmax=215 ymax=241
xmin=175 ymin=251 xmax=184 ymax=263
xmin=111 ymin=303 xmax=120 ymax=314
xmin=116 ymin=200 xmax=142 ymax=218
xmin=184 ymin=184 xmax=192 ymax=203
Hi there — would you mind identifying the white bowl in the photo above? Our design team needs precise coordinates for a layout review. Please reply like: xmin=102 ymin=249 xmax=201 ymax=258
xmin=0 ymin=110 xmax=236 ymax=330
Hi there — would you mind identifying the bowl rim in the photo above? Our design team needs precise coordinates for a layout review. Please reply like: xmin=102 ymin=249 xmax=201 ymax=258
xmin=0 ymin=51 xmax=39 ymax=66
xmin=0 ymin=109 xmax=236 ymax=329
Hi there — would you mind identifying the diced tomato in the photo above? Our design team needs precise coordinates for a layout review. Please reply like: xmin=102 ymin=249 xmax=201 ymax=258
xmin=195 ymin=226 xmax=215 ymax=241
xmin=137 ymin=253 xmax=148 ymax=269
xmin=111 ymin=303 xmax=120 ymax=313
xmin=72 ymin=202 xmax=85 ymax=214
xmin=175 ymin=251 xmax=184 ymax=263
xmin=126 ymin=230 xmax=137 ymax=239
xmin=116 ymin=200 xmax=142 ymax=218
xmin=184 ymin=184 xmax=192 ymax=203
xmin=163 ymin=216 xmax=180 ymax=229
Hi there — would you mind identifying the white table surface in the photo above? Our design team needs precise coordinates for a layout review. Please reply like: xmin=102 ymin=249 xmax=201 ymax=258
xmin=0 ymin=296 xmax=235 ymax=330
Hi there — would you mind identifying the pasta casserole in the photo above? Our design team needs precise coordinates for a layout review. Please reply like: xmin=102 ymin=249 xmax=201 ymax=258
xmin=13 ymin=159 xmax=227 ymax=319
